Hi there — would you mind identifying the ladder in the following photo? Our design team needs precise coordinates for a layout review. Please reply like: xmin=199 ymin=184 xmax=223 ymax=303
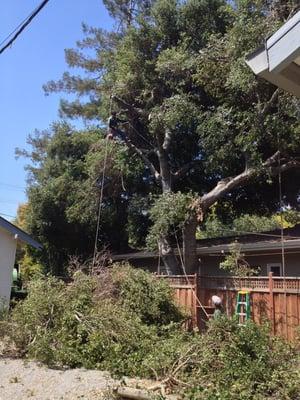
xmin=235 ymin=290 xmax=251 ymax=325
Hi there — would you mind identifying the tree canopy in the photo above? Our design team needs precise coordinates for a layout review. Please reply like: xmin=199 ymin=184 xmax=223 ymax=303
xmin=19 ymin=0 xmax=300 ymax=274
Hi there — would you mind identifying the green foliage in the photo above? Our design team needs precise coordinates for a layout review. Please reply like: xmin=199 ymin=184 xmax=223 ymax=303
xmin=3 ymin=265 xmax=185 ymax=376
xmin=19 ymin=250 xmax=44 ymax=282
xmin=179 ymin=317 xmax=300 ymax=400
xmin=18 ymin=122 xmax=149 ymax=273
xmin=232 ymin=214 xmax=280 ymax=234
xmin=111 ymin=265 xmax=183 ymax=325
xmin=147 ymin=192 xmax=195 ymax=249
xmin=199 ymin=212 xmax=288 ymax=239
xmin=126 ymin=195 xmax=151 ymax=248
xmin=3 ymin=275 xmax=299 ymax=399
xmin=220 ymin=243 xmax=260 ymax=277
xmin=19 ymin=0 xmax=300 ymax=275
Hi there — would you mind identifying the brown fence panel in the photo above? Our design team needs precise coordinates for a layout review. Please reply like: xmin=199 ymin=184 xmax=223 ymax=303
xmin=158 ymin=273 xmax=300 ymax=341
xmin=156 ymin=275 xmax=197 ymax=326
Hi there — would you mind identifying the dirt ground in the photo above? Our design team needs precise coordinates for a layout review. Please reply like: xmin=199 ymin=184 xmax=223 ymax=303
xmin=0 ymin=358 xmax=116 ymax=400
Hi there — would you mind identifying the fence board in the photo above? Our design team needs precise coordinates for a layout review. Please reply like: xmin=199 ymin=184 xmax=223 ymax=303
xmin=158 ymin=273 xmax=300 ymax=341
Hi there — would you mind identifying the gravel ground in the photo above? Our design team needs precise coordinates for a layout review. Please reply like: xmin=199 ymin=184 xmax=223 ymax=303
xmin=0 ymin=358 xmax=116 ymax=400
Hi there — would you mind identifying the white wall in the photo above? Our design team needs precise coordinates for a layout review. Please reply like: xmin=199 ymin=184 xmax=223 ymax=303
xmin=0 ymin=227 xmax=17 ymax=307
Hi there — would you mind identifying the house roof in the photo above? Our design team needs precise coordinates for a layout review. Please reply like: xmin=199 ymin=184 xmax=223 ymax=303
xmin=112 ymin=224 xmax=300 ymax=261
xmin=196 ymin=238 xmax=300 ymax=256
xmin=245 ymin=10 xmax=300 ymax=98
xmin=0 ymin=216 xmax=42 ymax=250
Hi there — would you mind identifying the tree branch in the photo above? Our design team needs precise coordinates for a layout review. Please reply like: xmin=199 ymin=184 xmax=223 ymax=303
xmin=124 ymin=139 xmax=161 ymax=182
xmin=111 ymin=95 xmax=143 ymax=117
xmin=172 ymin=160 xmax=202 ymax=180
xmin=163 ymin=128 xmax=172 ymax=151
xmin=270 ymin=160 xmax=300 ymax=175
xmin=260 ymin=89 xmax=279 ymax=117
xmin=199 ymin=151 xmax=299 ymax=212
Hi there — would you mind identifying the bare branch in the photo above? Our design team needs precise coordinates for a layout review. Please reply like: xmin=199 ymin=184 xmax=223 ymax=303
xmin=124 ymin=139 xmax=161 ymax=182
xmin=172 ymin=160 xmax=202 ymax=180
xmin=199 ymin=151 xmax=298 ymax=212
xmin=163 ymin=128 xmax=172 ymax=151
xmin=112 ymin=95 xmax=143 ymax=117
xmin=270 ymin=160 xmax=300 ymax=175
xmin=260 ymin=89 xmax=279 ymax=117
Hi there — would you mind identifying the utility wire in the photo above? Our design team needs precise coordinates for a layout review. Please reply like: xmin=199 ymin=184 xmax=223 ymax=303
xmin=0 ymin=6 xmax=39 ymax=47
xmin=0 ymin=212 xmax=16 ymax=219
xmin=0 ymin=0 xmax=50 ymax=55
xmin=0 ymin=181 xmax=25 ymax=190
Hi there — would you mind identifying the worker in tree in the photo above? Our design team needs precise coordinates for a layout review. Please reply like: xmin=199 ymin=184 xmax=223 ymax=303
xmin=107 ymin=111 xmax=128 ymax=141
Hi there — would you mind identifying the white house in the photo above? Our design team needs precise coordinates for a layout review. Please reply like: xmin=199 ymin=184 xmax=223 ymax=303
xmin=246 ymin=10 xmax=300 ymax=98
xmin=0 ymin=216 xmax=41 ymax=307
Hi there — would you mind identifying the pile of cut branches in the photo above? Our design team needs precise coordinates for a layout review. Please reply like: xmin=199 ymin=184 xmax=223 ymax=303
xmin=1 ymin=265 xmax=299 ymax=400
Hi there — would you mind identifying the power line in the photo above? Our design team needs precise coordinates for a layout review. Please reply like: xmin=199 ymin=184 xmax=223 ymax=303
xmin=0 ymin=182 xmax=26 ymax=191
xmin=0 ymin=200 xmax=21 ymax=205
xmin=0 ymin=212 xmax=16 ymax=219
xmin=0 ymin=7 xmax=38 ymax=48
xmin=0 ymin=0 xmax=50 ymax=55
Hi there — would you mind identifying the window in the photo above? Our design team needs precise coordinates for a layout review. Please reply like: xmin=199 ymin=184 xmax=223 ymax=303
xmin=267 ymin=263 xmax=282 ymax=277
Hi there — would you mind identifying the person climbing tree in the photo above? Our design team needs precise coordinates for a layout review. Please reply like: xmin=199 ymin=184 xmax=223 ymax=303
xmin=107 ymin=111 xmax=128 ymax=141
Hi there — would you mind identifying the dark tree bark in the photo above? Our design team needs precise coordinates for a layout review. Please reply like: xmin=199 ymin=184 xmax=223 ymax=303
xmin=158 ymin=236 xmax=181 ymax=275
xmin=182 ymin=214 xmax=198 ymax=274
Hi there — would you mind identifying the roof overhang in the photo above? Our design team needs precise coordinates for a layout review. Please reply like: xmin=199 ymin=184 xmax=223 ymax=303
xmin=112 ymin=239 xmax=300 ymax=260
xmin=0 ymin=217 xmax=42 ymax=250
xmin=246 ymin=10 xmax=300 ymax=97
xmin=196 ymin=239 xmax=300 ymax=256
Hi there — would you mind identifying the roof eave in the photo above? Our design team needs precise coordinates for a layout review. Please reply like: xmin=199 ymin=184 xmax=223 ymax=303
xmin=196 ymin=239 xmax=300 ymax=256
xmin=245 ymin=10 xmax=300 ymax=98
xmin=0 ymin=217 xmax=42 ymax=250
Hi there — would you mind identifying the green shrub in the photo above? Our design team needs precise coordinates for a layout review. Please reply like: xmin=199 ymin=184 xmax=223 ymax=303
xmin=111 ymin=265 xmax=184 ymax=326
xmin=9 ymin=276 xmax=65 ymax=359
xmin=1 ymin=266 xmax=299 ymax=400
xmin=2 ymin=266 xmax=186 ymax=376
xmin=176 ymin=318 xmax=300 ymax=400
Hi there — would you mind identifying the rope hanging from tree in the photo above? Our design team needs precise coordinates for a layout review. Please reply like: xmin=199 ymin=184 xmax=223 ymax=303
xmin=92 ymin=135 xmax=110 ymax=267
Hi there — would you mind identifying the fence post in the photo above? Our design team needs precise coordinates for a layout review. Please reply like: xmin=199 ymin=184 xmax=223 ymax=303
xmin=268 ymin=272 xmax=275 ymax=334
xmin=194 ymin=273 xmax=198 ymax=329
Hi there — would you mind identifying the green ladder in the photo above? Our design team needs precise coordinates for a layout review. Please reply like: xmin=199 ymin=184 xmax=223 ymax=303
xmin=235 ymin=290 xmax=251 ymax=325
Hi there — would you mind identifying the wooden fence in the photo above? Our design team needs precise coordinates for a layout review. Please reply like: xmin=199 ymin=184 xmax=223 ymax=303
xmin=157 ymin=273 xmax=300 ymax=341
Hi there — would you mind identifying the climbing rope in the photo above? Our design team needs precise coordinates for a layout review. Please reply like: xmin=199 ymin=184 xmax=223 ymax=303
xmin=277 ymin=140 xmax=288 ymax=337
xmin=174 ymin=230 xmax=210 ymax=319
xmin=92 ymin=136 xmax=110 ymax=267
xmin=127 ymin=122 xmax=155 ymax=149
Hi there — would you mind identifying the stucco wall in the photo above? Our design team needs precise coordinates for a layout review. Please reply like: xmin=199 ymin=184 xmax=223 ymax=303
xmin=119 ymin=249 xmax=300 ymax=276
xmin=0 ymin=227 xmax=17 ymax=306
xmin=199 ymin=251 xmax=300 ymax=276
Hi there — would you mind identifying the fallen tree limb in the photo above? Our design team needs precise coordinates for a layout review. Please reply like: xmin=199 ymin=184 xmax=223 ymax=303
xmin=115 ymin=386 xmax=181 ymax=400
xmin=115 ymin=386 xmax=155 ymax=400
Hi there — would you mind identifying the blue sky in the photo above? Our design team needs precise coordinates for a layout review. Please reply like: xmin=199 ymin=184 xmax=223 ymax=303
xmin=0 ymin=0 xmax=113 ymax=220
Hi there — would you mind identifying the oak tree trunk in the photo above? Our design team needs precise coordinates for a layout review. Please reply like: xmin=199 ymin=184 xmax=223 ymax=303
xmin=182 ymin=214 xmax=198 ymax=274
xmin=158 ymin=140 xmax=180 ymax=275
xmin=158 ymin=236 xmax=181 ymax=275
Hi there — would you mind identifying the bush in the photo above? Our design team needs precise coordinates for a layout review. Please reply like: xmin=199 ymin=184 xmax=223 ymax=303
xmin=1 ymin=265 xmax=299 ymax=400
xmin=111 ymin=265 xmax=184 ymax=326
xmin=173 ymin=317 xmax=300 ymax=400
xmin=2 ymin=265 xmax=186 ymax=377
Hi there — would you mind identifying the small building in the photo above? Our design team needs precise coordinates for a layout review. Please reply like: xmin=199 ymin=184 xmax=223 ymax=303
xmin=113 ymin=225 xmax=300 ymax=277
xmin=0 ymin=216 xmax=41 ymax=306
xmin=246 ymin=10 xmax=300 ymax=98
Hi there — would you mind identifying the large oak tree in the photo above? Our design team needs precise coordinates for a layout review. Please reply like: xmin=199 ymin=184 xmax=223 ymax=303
xmin=22 ymin=0 xmax=300 ymax=274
